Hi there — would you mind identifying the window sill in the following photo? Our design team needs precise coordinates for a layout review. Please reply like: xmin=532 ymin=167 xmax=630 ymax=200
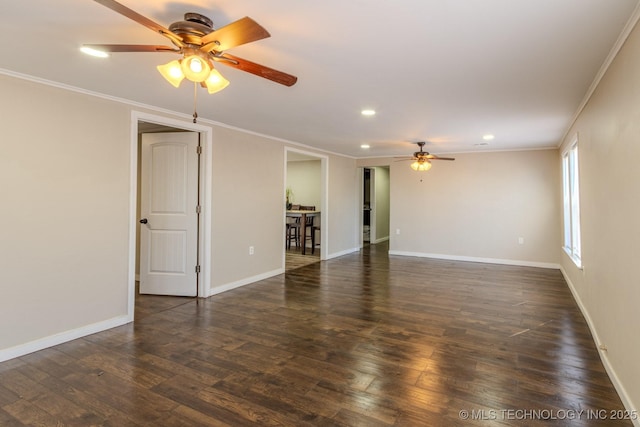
xmin=563 ymin=247 xmax=583 ymax=270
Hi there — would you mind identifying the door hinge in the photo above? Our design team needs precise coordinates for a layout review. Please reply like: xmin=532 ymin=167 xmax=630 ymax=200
xmin=195 ymin=265 xmax=201 ymax=274
xmin=196 ymin=205 xmax=201 ymax=214
xmin=196 ymin=145 xmax=202 ymax=155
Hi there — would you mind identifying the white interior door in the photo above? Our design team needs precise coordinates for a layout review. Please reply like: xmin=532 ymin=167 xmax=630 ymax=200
xmin=140 ymin=132 xmax=199 ymax=296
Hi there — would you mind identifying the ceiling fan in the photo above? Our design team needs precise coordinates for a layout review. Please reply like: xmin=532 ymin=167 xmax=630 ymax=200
xmin=398 ymin=142 xmax=455 ymax=171
xmin=83 ymin=0 xmax=298 ymax=94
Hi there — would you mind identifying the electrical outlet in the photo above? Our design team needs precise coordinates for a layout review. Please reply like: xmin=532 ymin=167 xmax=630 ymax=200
xmin=249 ymin=246 xmax=254 ymax=255
xmin=518 ymin=237 xmax=524 ymax=245
xmin=396 ymin=229 xmax=401 ymax=235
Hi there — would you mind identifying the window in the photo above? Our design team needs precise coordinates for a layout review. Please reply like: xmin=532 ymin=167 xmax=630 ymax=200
xmin=562 ymin=138 xmax=581 ymax=267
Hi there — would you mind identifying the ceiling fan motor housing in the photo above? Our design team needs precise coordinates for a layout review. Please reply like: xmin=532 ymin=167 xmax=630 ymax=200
xmin=169 ymin=13 xmax=215 ymax=44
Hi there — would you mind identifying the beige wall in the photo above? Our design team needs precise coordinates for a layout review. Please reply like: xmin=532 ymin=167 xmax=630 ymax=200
xmin=209 ymin=126 xmax=286 ymax=288
xmin=0 ymin=75 xmax=131 ymax=350
xmin=359 ymin=150 xmax=561 ymax=266
xmin=286 ymin=160 xmax=321 ymax=208
xmin=559 ymin=19 xmax=640 ymax=413
xmin=393 ymin=149 xmax=560 ymax=264
xmin=327 ymin=155 xmax=360 ymax=254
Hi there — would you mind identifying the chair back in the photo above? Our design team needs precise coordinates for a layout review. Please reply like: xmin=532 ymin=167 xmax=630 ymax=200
xmin=298 ymin=206 xmax=315 ymax=225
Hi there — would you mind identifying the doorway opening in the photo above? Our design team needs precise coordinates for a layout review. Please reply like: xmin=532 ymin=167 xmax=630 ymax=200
xmin=284 ymin=148 xmax=328 ymax=271
xmin=127 ymin=111 xmax=213 ymax=321
xmin=360 ymin=166 xmax=391 ymax=248
xmin=363 ymin=168 xmax=372 ymax=243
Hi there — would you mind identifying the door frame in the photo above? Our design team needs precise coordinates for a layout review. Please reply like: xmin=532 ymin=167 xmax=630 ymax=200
xmin=127 ymin=111 xmax=213 ymax=320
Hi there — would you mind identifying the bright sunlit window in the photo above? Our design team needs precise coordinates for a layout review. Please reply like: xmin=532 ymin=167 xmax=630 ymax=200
xmin=562 ymin=136 xmax=582 ymax=268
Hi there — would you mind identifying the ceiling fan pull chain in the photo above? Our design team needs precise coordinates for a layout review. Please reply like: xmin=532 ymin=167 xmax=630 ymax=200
xmin=193 ymin=82 xmax=198 ymax=123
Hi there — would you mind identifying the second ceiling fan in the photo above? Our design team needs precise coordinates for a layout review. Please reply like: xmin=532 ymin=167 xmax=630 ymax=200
xmin=398 ymin=142 xmax=455 ymax=171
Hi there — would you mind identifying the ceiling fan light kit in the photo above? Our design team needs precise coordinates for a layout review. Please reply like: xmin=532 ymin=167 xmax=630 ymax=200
xmin=410 ymin=159 xmax=432 ymax=171
xmin=180 ymin=50 xmax=212 ymax=82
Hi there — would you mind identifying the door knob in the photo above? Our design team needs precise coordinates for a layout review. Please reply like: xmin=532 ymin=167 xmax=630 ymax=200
xmin=139 ymin=218 xmax=148 ymax=224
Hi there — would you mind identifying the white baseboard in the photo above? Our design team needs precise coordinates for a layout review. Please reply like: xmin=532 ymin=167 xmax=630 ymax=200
xmin=388 ymin=250 xmax=560 ymax=269
xmin=372 ymin=236 xmax=390 ymax=244
xmin=206 ymin=268 xmax=284 ymax=297
xmin=206 ymin=247 xmax=362 ymax=297
xmin=559 ymin=267 xmax=639 ymax=426
xmin=0 ymin=315 xmax=131 ymax=363
xmin=326 ymin=247 xmax=360 ymax=260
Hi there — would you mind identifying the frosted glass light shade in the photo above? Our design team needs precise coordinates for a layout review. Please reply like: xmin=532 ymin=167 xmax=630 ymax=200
xmin=410 ymin=160 xmax=432 ymax=171
xmin=204 ymin=69 xmax=230 ymax=94
xmin=157 ymin=53 xmax=228 ymax=94
xmin=157 ymin=60 xmax=185 ymax=88
xmin=181 ymin=55 xmax=211 ymax=82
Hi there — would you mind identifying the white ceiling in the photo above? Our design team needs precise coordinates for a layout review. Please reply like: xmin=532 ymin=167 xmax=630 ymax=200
xmin=1 ymin=0 xmax=638 ymax=158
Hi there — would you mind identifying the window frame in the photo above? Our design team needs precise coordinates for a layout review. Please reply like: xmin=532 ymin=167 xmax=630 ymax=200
xmin=562 ymin=136 xmax=582 ymax=268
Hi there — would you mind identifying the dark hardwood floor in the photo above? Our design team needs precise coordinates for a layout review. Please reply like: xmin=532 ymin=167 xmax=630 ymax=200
xmin=0 ymin=243 xmax=631 ymax=426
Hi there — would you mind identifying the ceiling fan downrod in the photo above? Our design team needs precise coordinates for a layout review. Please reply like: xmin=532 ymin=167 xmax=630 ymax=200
xmin=193 ymin=82 xmax=198 ymax=123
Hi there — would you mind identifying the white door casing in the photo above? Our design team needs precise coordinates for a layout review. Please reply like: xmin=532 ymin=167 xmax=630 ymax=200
xmin=140 ymin=132 xmax=199 ymax=296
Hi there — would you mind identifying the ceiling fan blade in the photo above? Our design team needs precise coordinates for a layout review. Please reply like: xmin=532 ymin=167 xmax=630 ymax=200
xmin=201 ymin=17 xmax=270 ymax=52
xmin=92 ymin=0 xmax=184 ymax=46
xmin=214 ymin=53 xmax=297 ymax=86
xmin=83 ymin=44 xmax=179 ymax=53
xmin=427 ymin=155 xmax=455 ymax=161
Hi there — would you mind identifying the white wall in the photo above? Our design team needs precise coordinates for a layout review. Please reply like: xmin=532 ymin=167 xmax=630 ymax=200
xmin=558 ymin=18 xmax=640 ymax=415
xmin=0 ymin=73 xmax=360 ymax=359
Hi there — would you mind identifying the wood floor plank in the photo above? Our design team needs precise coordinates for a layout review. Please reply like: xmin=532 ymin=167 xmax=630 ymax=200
xmin=2 ymin=399 xmax=58 ymax=427
xmin=0 ymin=408 xmax=24 ymax=427
xmin=0 ymin=242 xmax=631 ymax=426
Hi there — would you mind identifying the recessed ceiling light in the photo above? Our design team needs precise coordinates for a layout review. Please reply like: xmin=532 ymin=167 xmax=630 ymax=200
xmin=482 ymin=134 xmax=495 ymax=141
xmin=361 ymin=109 xmax=376 ymax=116
xmin=360 ymin=144 xmax=370 ymax=149
xmin=80 ymin=46 xmax=109 ymax=58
